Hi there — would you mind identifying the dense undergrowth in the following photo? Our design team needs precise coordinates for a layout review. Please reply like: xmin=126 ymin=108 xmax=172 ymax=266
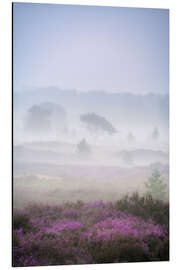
xmin=13 ymin=193 xmax=169 ymax=266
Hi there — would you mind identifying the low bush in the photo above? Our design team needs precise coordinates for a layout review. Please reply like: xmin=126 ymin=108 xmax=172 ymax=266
xmin=13 ymin=210 xmax=32 ymax=233
xmin=114 ymin=193 xmax=169 ymax=229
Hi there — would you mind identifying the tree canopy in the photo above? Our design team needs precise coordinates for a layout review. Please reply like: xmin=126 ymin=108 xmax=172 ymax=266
xmin=80 ymin=113 xmax=117 ymax=135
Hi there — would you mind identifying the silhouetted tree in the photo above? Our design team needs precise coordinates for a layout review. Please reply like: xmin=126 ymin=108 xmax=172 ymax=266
xmin=24 ymin=105 xmax=51 ymax=134
xmin=152 ymin=127 xmax=159 ymax=140
xmin=77 ymin=138 xmax=91 ymax=156
xmin=80 ymin=113 xmax=117 ymax=135
xmin=40 ymin=102 xmax=67 ymax=137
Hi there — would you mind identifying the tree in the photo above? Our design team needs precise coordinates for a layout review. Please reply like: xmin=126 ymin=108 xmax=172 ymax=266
xmin=24 ymin=105 xmax=52 ymax=134
xmin=77 ymin=138 xmax=91 ymax=156
xmin=127 ymin=132 xmax=135 ymax=143
xmin=152 ymin=127 xmax=159 ymax=141
xmin=40 ymin=102 xmax=67 ymax=137
xmin=80 ymin=113 xmax=117 ymax=135
xmin=144 ymin=170 xmax=167 ymax=200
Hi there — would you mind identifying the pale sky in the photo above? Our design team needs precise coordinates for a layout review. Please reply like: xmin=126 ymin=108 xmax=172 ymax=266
xmin=13 ymin=3 xmax=169 ymax=94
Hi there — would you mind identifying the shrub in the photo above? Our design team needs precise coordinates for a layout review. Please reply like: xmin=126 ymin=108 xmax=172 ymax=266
xmin=114 ymin=192 xmax=169 ymax=229
xmin=13 ymin=211 xmax=32 ymax=233
xmin=144 ymin=170 xmax=168 ymax=200
xmin=88 ymin=236 xmax=150 ymax=263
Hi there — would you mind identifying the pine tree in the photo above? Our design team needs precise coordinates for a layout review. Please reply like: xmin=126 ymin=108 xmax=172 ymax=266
xmin=145 ymin=170 xmax=167 ymax=200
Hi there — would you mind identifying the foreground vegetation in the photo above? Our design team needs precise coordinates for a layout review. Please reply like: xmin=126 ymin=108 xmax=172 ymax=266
xmin=13 ymin=193 xmax=169 ymax=267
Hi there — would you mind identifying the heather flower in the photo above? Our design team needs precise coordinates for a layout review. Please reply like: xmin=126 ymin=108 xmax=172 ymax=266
xmin=46 ymin=219 xmax=83 ymax=235
xmin=12 ymin=196 xmax=169 ymax=266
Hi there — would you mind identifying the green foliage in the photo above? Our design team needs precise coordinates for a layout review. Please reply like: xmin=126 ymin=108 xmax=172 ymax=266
xmin=13 ymin=212 xmax=31 ymax=233
xmin=88 ymin=236 xmax=150 ymax=263
xmin=13 ymin=233 xmax=20 ymax=247
xmin=145 ymin=170 xmax=167 ymax=200
xmin=114 ymin=192 xmax=169 ymax=229
xmin=75 ymin=200 xmax=84 ymax=209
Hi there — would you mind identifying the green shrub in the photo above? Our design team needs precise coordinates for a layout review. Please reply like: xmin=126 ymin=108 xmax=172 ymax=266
xmin=145 ymin=170 xmax=168 ymax=200
xmin=114 ymin=192 xmax=169 ymax=229
xmin=89 ymin=236 xmax=150 ymax=263
xmin=13 ymin=233 xmax=20 ymax=247
xmin=13 ymin=212 xmax=31 ymax=233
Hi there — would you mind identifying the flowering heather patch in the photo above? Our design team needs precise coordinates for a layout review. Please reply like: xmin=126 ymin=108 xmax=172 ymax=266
xmin=13 ymin=194 xmax=169 ymax=267
xmin=46 ymin=219 xmax=83 ymax=234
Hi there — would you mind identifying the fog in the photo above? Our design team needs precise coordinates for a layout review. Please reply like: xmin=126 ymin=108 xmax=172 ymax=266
xmin=13 ymin=88 xmax=169 ymax=208
xmin=14 ymin=88 xmax=168 ymax=143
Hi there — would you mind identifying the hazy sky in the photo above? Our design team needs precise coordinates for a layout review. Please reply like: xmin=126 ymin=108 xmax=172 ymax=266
xmin=13 ymin=3 xmax=169 ymax=94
